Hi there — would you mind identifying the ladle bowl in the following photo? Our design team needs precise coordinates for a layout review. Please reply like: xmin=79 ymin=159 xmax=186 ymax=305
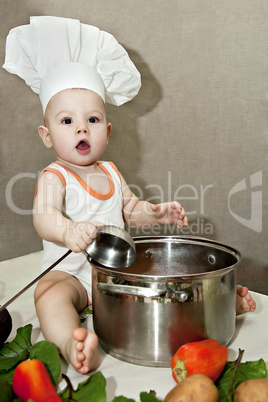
xmin=86 ymin=225 xmax=136 ymax=268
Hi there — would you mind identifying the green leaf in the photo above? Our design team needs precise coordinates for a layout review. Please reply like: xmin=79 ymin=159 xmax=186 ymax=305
xmin=216 ymin=357 xmax=268 ymax=401
xmin=112 ymin=397 xmax=135 ymax=402
xmin=0 ymin=368 xmax=17 ymax=387
xmin=0 ymin=377 xmax=13 ymax=401
xmin=80 ymin=307 xmax=93 ymax=323
xmin=59 ymin=371 xmax=106 ymax=402
xmin=30 ymin=340 xmax=62 ymax=386
xmin=0 ymin=324 xmax=32 ymax=372
xmin=140 ymin=391 xmax=163 ymax=402
xmin=84 ymin=307 xmax=92 ymax=315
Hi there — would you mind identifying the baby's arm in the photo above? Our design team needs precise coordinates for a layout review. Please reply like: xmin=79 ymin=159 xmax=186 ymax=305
xmin=33 ymin=172 xmax=101 ymax=252
xmin=120 ymin=174 xmax=188 ymax=228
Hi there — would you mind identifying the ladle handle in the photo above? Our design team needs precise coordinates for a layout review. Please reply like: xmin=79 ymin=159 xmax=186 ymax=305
xmin=0 ymin=249 xmax=72 ymax=313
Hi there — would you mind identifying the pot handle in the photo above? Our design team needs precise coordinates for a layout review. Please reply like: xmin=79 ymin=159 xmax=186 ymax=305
xmin=97 ymin=282 xmax=166 ymax=298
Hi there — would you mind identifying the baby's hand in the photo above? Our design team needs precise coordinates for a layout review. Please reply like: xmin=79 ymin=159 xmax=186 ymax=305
xmin=150 ymin=201 xmax=188 ymax=228
xmin=63 ymin=221 xmax=104 ymax=252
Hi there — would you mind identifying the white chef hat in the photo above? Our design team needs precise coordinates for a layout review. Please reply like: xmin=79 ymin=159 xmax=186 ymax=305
xmin=3 ymin=16 xmax=141 ymax=114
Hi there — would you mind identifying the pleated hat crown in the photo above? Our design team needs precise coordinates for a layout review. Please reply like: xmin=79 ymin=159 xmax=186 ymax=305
xmin=3 ymin=16 xmax=141 ymax=113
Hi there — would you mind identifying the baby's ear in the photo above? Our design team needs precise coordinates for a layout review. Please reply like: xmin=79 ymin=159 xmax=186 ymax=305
xmin=38 ymin=125 xmax=53 ymax=149
xmin=106 ymin=122 xmax=112 ymax=144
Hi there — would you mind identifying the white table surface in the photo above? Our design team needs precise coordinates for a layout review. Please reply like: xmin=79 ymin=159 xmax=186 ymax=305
xmin=0 ymin=251 xmax=267 ymax=401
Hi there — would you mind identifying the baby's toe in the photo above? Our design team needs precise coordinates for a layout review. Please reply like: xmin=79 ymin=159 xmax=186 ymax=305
xmin=73 ymin=360 xmax=83 ymax=370
xmin=76 ymin=340 xmax=84 ymax=352
xmin=77 ymin=350 xmax=85 ymax=362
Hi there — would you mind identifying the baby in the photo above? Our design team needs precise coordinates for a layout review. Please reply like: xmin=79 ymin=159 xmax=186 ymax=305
xmin=32 ymin=87 xmax=255 ymax=374
xmin=32 ymin=86 xmax=188 ymax=374
xmin=3 ymin=17 xmax=255 ymax=376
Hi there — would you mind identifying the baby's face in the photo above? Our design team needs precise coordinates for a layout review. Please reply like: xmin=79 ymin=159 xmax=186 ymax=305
xmin=43 ymin=88 xmax=111 ymax=166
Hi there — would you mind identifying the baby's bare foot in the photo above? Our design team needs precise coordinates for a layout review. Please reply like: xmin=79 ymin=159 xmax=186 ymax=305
xmin=236 ymin=285 xmax=256 ymax=315
xmin=64 ymin=328 xmax=100 ymax=374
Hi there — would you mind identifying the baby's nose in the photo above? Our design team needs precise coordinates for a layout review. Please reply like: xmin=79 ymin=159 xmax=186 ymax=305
xmin=76 ymin=125 xmax=88 ymax=134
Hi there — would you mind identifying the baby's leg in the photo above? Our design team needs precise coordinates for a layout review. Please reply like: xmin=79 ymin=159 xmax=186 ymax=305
xmin=236 ymin=285 xmax=256 ymax=315
xmin=34 ymin=270 xmax=100 ymax=374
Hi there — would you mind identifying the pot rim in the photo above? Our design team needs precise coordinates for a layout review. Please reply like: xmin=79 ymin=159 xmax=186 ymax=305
xmin=92 ymin=235 xmax=241 ymax=280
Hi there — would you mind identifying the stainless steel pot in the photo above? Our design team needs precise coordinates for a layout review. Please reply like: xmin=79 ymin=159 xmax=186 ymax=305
xmin=91 ymin=236 xmax=240 ymax=367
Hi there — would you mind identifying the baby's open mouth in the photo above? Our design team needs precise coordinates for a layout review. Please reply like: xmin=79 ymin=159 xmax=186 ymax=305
xmin=76 ymin=140 xmax=90 ymax=150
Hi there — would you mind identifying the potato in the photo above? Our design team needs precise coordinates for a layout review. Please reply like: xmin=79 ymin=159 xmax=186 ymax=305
xmin=234 ymin=378 xmax=268 ymax=402
xmin=164 ymin=374 xmax=219 ymax=402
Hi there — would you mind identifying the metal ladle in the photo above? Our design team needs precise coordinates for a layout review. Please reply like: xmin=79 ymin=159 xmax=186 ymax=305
xmin=0 ymin=225 xmax=136 ymax=314
xmin=86 ymin=225 xmax=136 ymax=268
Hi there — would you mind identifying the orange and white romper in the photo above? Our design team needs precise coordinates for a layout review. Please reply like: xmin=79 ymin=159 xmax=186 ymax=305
xmin=35 ymin=161 xmax=125 ymax=299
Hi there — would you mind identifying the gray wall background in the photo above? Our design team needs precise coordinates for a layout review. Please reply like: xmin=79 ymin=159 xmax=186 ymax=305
xmin=0 ymin=0 xmax=267 ymax=294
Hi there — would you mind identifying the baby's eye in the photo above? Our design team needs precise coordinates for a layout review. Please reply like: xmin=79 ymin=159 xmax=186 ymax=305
xmin=61 ymin=118 xmax=73 ymax=125
xmin=88 ymin=117 xmax=99 ymax=123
